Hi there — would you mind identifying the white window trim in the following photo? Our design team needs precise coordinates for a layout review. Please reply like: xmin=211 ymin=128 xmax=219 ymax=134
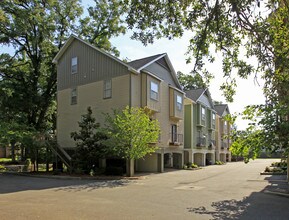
xmin=71 ymin=88 xmax=77 ymax=105
xmin=176 ymin=94 xmax=183 ymax=111
xmin=103 ymin=79 xmax=112 ymax=99
xmin=201 ymin=106 xmax=206 ymax=121
xmin=71 ymin=57 xmax=78 ymax=74
xmin=150 ymin=81 xmax=159 ymax=101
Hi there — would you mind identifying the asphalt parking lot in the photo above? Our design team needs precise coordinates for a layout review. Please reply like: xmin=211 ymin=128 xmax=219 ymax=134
xmin=0 ymin=159 xmax=289 ymax=220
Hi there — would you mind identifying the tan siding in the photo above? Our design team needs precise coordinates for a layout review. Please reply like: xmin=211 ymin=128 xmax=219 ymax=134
xmin=141 ymin=74 xmax=147 ymax=107
xmin=57 ymin=74 xmax=130 ymax=149
xmin=146 ymin=75 xmax=161 ymax=112
xmin=57 ymin=40 xmax=129 ymax=91
xmin=131 ymin=73 xmax=141 ymax=107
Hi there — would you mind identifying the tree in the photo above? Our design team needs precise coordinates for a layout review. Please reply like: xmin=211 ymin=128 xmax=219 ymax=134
xmin=105 ymin=106 xmax=160 ymax=176
xmin=123 ymin=1 xmax=289 ymax=160
xmin=0 ymin=0 xmax=127 ymax=159
xmin=0 ymin=121 xmax=34 ymax=162
xmin=71 ymin=107 xmax=109 ymax=173
xmin=177 ymin=71 xmax=209 ymax=90
xmin=79 ymin=0 xmax=127 ymax=57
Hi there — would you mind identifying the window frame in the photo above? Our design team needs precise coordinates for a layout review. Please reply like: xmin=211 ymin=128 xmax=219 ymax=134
xmin=103 ymin=79 xmax=112 ymax=99
xmin=201 ymin=106 xmax=206 ymax=121
xmin=150 ymin=81 xmax=159 ymax=101
xmin=176 ymin=94 xmax=183 ymax=111
xmin=71 ymin=57 xmax=78 ymax=74
xmin=212 ymin=112 xmax=216 ymax=125
xmin=71 ymin=88 xmax=77 ymax=105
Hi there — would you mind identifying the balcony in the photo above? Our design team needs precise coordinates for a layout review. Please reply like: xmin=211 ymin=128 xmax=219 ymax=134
xmin=169 ymin=133 xmax=183 ymax=146
xmin=221 ymin=141 xmax=228 ymax=150
xmin=208 ymin=140 xmax=216 ymax=150
xmin=196 ymin=137 xmax=206 ymax=148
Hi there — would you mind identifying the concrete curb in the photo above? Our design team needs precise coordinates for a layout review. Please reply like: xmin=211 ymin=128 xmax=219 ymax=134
xmin=264 ymin=190 xmax=289 ymax=198
xmin=2 ymin=171 xmax=146 ymax=181
xmin=260 ymin=172 xmax=286 ymax=175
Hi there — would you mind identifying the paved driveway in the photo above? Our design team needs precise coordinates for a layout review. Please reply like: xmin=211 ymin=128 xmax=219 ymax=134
xmin=0 ymin=159 xmax=289 ymax=220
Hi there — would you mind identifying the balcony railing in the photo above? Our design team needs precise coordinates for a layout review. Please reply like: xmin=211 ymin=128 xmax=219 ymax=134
xmin=221 ymin=141 xmax=228 ymax=150
xmin=169 ymin=133 xmax=183 ymax=145
xmin=208 ymin=140 xmax=216 ymax=150
xmin=196 ymin=137 xmax=206 ymax=148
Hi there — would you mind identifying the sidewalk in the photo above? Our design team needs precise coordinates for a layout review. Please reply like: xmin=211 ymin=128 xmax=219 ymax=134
xmin=263 ymin=175 xmax=289 ymax=197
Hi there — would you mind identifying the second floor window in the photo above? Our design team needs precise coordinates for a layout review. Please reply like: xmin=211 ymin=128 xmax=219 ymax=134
xmin=71 ymin=57 xmax=77 ymax=74
xmin=224 ymin=120 xmax=227 ymax=132
xmin=212 ymin=113 xmax=216 ymax=125
xmin=201 ymin=106 xmax=206 ymax=121
xmin=150 ymin=81 xmax=159 ymax=101
xmin=171 ymin=124 xmax=177 ymax=142
xmin=176 ymin=94 xmax=183 ymax=111
xmin=71 ymin=88 xmax=77 ymax=105
xmin=103 ymin=79 xmax=112 ymax=99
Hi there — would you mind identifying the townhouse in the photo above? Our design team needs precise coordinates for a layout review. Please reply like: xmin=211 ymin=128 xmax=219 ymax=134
xmin=184 ymin=88 xmax=217 ymax=166
xmin=214 ymin=103 xmax=232 ymax=162
xmin=52 ymin=35 xmax=184 ymax=173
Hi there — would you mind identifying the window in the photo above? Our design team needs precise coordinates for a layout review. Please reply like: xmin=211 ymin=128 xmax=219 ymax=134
xmin=171 ymin=124 xmax=177 ymax=142
xmin=150 ymin=81 xmax=159 ymax=101
xmin=212 ymin=113 xmax=216 ymax=125
xmin=224 ymin=120 xmax=227 ymax=132
xmin=71 ymin=88 xmax=77 ymax=105
xmin=201 ymin=106 xmax=206 ymax=121
xmin=176 ymin=94 xmax=183 ymax=111
xmin=103 ymin=79 xmax=112 ymax=99
xmin=71 ymin=57 xmax=77 ymax=74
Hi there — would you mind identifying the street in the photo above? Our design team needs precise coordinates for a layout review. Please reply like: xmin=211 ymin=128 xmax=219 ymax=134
xmin=0 ymin=159 xmax=289 ymax=220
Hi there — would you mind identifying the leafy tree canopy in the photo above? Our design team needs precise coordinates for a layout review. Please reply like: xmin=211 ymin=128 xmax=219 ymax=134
xmin=0 ymin=0 xmax=126 ymax=133
xmin=177 ymin=71 xmax=209 ymax=90
xmin=105 ymin=106 xmax=160 ymax=160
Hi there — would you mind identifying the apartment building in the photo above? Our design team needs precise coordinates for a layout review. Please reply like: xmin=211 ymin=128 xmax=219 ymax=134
xmin=214 ymin=104 xmax=232 ymax=162
xmin=52 ymin=35 xmax=184 ymax=173
xmin=184 ymin=88 xmax=217 ymax=166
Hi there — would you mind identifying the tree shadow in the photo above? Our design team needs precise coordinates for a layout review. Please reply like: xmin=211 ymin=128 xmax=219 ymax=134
xmin=188 ymin=175 xmax=289 ymax=220
xmin=0 ymin=173 xmax=131 ymax=194
xmin=54 ymin=179 xmax=131 ymax=192
xmin=187 ymin=198 xmax=249 ymax=220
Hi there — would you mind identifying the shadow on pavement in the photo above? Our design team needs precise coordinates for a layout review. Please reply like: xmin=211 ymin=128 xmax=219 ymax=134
xmin=188 ymin=175 xmax=289 ymax=220
xmin=0 ymin=173 xmax=131 ymax=194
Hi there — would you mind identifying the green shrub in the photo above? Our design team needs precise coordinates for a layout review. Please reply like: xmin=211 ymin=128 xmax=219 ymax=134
xmin=215 ymin=161 xmax=225 ymax=165
xmin=23 ymin=159 xmax=31 ymax=172
xmin=105 ymin=166 xmax=124 ymax=176
xmin=184 ymin=163 xmax=199 ymax=169
xmin=0 ymin=165 xmax=6 ymax=171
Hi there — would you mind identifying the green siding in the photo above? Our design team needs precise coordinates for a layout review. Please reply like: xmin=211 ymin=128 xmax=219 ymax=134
xmin=184 ymin=105 xmax=192 ymax=149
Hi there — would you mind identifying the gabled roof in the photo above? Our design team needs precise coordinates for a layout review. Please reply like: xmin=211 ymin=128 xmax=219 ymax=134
xmin=52 ymin=34 xmax=138 ymax=74
xmin=185 ymin=88 xmax=215 ymax=110
xmin=185 ymin=88 xmax=205 ymax=102
xmin=128 ymin=54 xmax=166 ymax=70
xmin=128 ymin=53 xmax=182 ymax=90
xmin=214 ymin=104 xmax=230 ymax=116
xmin=53 ymin=35 xmax=182 ymax=89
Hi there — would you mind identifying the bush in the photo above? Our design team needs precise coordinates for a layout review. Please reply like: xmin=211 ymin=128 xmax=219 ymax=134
xmin=215 ymin=160 xmax=225 ymax=165
xmin=105 ymin=166 xmax=124 ymax=176
xmin=184 ymin=163 xmax=199 ymax=169
xmin=271 ymin=161 xmax=287 ymax=168
xmin=0 ymin=165 xmax=6 ymax=171
xmin=264 ymin=166 xmax=285 ymax=173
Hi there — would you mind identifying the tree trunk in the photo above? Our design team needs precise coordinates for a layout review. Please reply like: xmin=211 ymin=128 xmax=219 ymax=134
xmin=126 ymin=159 xmax=134 ymax=177
xmin=46 ymin=147 xmax=49 ymax=172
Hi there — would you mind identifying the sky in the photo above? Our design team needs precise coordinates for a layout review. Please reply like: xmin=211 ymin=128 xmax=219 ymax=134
xmin=109 ymin=31 xmax=265 ymax=130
